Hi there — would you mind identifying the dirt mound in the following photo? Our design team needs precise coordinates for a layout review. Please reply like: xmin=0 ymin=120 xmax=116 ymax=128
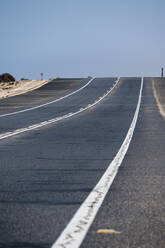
xmin=0 ymin=73 xmax=16 ymax=83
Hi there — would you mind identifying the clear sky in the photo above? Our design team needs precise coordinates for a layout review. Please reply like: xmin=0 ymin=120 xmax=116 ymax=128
xmin=1 ymin=0 xmax=165 ymax=79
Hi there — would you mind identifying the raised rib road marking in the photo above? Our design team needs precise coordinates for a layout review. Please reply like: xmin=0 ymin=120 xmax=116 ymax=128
xmin=0 ymin=77 xmax=95 ymax=118
xmin=51 ymin=78 xmax=143 ymax=248
xmin=0 ymin=78 xmax=120 ymax=140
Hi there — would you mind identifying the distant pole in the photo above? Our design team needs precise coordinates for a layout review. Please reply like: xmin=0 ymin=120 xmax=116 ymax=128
xmin=40 ymin=72 xmax=43 ymax=80
xmin=161 ymin=67 xmax=164 ymax=78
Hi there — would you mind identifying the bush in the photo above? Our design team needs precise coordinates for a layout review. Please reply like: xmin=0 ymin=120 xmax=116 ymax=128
xmin=20 ymin=78 xmax=29 ymax=81
xmin=0 ymin=73 xmax=16 ymax=83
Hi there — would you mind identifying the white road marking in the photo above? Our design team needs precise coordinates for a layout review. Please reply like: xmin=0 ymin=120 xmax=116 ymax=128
xmin=0 ymin=78 xmax=95 ymax=118
xmin=51 ymin=78 xmax=143 ymax=248
xmin=0 ymin=78 xmax=120 ymax=140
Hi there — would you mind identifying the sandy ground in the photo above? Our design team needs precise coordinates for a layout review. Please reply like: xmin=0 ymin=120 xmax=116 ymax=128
xmin=152 ymin=77 xmax=165 ymax=119
xmin=0 ymin=80 xmax=50 ymax=99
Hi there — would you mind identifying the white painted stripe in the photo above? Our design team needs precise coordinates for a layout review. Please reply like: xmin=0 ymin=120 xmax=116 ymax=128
xmin=0 ymin=78 xmax=120 ymax=140
xmin=51 ymin=77 xmax=143 ymax=248
xmin=0 ymin=78 xmax=95 ymax=118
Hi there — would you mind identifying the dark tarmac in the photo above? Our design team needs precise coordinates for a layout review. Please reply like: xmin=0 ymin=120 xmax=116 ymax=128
xmin=0 ymin=77 xmax=164 ymax=248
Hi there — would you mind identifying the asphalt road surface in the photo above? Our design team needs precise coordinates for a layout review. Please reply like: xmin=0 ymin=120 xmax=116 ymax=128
xmin=0 ymin=78 xmax=85 ymax=112
xmin=0 ymin=77 xmax=164 ymax=248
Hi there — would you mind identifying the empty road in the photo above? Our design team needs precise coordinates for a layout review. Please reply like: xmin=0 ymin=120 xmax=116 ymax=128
xmin=0 ymin=77 xmax=164 ymax=248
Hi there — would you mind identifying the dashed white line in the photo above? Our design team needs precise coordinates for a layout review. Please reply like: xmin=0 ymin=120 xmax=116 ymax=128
xmin=0 ymin=78 xmax=95 ymax=118
xmin=0 ymin=78 xmax=120 ymax=140
xmin=51 ymin=77 xmax=143 ymax=248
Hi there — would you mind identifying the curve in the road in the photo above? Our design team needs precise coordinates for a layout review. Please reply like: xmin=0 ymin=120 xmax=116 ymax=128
xmin=51 ymin=78 xmax=144 ymax=248
xmin=0 ymin=77 xmax=94 ymax=118
xmin=0 ymin=78 xmax=120 ymax=140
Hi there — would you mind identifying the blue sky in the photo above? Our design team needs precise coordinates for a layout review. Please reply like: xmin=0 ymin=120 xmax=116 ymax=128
xmin=1 ymin=0 xmax=165 ymax=79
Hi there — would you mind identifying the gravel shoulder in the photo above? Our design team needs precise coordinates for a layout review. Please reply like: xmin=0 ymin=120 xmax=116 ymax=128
xmin=152 ymin=77 xmax=165 ymax=119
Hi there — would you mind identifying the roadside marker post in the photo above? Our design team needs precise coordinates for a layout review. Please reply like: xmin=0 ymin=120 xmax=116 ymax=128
xmin=40 ymin=72 xmax=43 ymax=80
xmin=161 ymin=67 xmax=164 ymax=78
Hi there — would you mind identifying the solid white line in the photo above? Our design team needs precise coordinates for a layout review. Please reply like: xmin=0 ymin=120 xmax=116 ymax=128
xmin=51 ymin=77 xmax=144 ymax=248
xmin=0 ymin=78 xmax=120 ymax=140
xmin=0 ymin=78 xmax=95 ymax=118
